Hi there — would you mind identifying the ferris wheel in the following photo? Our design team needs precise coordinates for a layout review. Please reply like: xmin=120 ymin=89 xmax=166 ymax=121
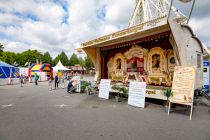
xmin=129 ymin=0 xmax=195 ymax=27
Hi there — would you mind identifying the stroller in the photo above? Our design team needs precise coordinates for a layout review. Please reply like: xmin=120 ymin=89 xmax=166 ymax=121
xmin=67 ymin=80 xmax=77 ymax=94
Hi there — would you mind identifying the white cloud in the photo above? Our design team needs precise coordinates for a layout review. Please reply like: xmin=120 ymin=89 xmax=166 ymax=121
xmin=189 ymin=17 xmax=210 ymax=44
xmin=0 ymin=12 xmax=23 ymax=26
xmin=0 ymin=0 xmax=209 ymax=59
xmin=68 ymin=0 xmax=99 ymax=24
xmin=105 ymin=0 xmax=135 ymax=25
xmin=33 ymin=1 xmax=66 ymax=25
xmin=0 ymin=0 xmax=135 ymax=58
xmin=1 ymin=40 xmax=31 ymax=53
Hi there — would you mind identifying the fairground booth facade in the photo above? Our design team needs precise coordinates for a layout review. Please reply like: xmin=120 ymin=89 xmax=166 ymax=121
xmin=29 ymin=63 xmax=53 ymax=81
xmin=81 ymin=0 xmax=204 ymax=100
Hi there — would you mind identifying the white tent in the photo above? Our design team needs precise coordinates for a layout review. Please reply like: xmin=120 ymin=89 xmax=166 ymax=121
xmin=53 ymin=60 xmax=70 ymax=72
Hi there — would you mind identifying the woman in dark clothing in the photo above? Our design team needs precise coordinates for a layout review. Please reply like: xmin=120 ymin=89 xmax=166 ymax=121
xmin=54 ymin=75 xmax=59 ymax=89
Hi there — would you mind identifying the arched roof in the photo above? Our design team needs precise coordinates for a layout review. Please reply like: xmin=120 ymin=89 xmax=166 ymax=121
xmin=30 ymin=63 xmax=53 ymax=72
xmin=181 ymin=24 xmax=204 ymax=54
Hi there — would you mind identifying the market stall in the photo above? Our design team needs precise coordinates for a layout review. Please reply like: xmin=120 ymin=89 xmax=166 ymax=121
xmin=53 ymin=60 xmax=70 ymax=72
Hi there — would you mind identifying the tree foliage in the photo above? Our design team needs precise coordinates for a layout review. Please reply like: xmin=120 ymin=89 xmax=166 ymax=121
xmin=52 ymin=55 xmax=60 ymax=66
xmin=78 ymin=57 xmax=85 ymax=67
xmin=69 ymin=53 xmax=79 ymax=66
xmin=0 ymin=43 xmax=4 ymax=54
xmin=0 ymin=49 xmax=43 ymax=66
xmin=52 ymin=51 xmax=69 ymax=66
xmin=0 ymin=52 xmax=16 ymax=65
xmin=0 ymin=48 xmax=94 ymax=70
xmin=84 ymin=56 xmax=94 ymax=70
xmin=41 ymin=51 xmax=52 ymax=64
xmin=20 ymin=49 xmax=42 ymax=65
xmin=59 ymin=51 xmax=69 ymax=66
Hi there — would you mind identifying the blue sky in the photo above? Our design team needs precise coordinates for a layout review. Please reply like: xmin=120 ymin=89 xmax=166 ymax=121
xmin=0 ymin=0 xmax=209 ymax=58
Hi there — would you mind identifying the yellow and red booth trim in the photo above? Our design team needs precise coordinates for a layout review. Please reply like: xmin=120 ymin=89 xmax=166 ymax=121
xmin=28 ymin=63 xmax=53 ymax=77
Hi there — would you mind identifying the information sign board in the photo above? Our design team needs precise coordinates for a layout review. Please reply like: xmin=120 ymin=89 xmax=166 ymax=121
xmin=168 ymin=66 xmax=196 ymax=120
xmin=128 ymin=81 xmax=146 ymax=108
xmin=98 ymin=79 xmax=111 ymax=99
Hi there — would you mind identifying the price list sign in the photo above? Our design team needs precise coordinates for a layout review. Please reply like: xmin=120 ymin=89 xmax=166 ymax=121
xmin=128 ymin=81 xmax=146 ymax=108
xmin=171 ymin=66 xmax=196 ymax=104
xmin=168 ymin=66 xmax=196 ymax=120
xmin=98 ymin=79 xmax=111 ymax=99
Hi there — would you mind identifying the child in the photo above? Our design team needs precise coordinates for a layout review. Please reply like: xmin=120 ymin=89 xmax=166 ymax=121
xmin=34 ymin=73 xmax=39 ymax=85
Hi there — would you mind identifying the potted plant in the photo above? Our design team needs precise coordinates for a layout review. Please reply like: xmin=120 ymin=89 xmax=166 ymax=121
xmin=80 ymin=81 xmax=89 ymax=93
xmin=121 ymin=86 xmax=128 ymax=98
xmin=112 ymin=84 xmax=120 ymax=102
xmin=164 ymin=89 xmax=173 ymax=111
xmin=112 ymin=84 xmax=128 ymax=102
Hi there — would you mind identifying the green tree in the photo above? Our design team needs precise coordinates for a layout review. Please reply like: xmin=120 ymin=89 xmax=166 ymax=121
xmin=41 ymin=51 xmax=52 ymax=64
xmin=53 ymin=54 xmax=60 ymax=66
xmin=7 ymin=49 xmax=42 ymax=66
xmin=21 ymin=49 xmax=42 ymax=65
xmin=78 ymin=57 xmax=85 ymax=67
xmin=84 ymin=56 xmax=94 ymax=70
xmin=52 ymin=51 xmax=69 ymax=66
xmin=15 ymin=53 xmax=25 ymax=66
xmin=0 ymin=52 xmax=16 ymax=65
xmin=69 ymin=53 xmax=79 ymax=66
xmin=59 ymin=51 xmax=69 ymax=66
xmin=0 ymin=43 xmax=4 ymax=56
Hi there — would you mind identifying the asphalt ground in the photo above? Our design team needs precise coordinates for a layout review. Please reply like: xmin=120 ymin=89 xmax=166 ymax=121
xmin=0 ymin=81 xmax=210 ymax=140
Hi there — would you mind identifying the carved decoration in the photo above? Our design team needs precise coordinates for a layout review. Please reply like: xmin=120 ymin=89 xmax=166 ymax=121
xmin=107 ymin=53 xmax=126 ymax=82
xmin=106 ymin=46 xmax=174 ymax=87
xmin=124 ymin=45 xmax=149 ymax=73
xmin=147 ymin=47 xmax=167 ymax=76
xmin=124 ymin=45 xmax=148 ymax=59
xmin=107 ymin=58 xmax=114 ymax=79
xmin=167 ymin=49 xmax=176 ymax=72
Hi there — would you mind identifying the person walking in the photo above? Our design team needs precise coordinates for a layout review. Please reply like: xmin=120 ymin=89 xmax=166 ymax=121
xmin=34 ymin=73 xmax=39 ymax=85
xmin=48 ymin=74 xmax=53 ymax=91
xmin=62 ymin=74 xmax=66 ymax=89
xmin=54 ymin=74 xmax=59 ymax=89
xmin=19 ymin=74 xmax=24 ymax=87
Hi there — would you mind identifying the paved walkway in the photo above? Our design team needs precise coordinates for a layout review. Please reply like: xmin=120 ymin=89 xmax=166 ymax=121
xmin=0 ymin=82 xmax=210 ymax=140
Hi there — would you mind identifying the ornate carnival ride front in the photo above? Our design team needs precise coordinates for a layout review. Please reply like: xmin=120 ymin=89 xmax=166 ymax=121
xmin=101 ymin=35 xmax=176 ymax=100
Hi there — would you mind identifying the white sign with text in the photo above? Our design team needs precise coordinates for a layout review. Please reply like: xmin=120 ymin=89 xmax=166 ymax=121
xmin=98 ymin=79 xmax=111 ymax=99
xmin=128 ymin=81 xmax=146 ymax=108
xmin=168 ymin=66 xmax=196 ymax=120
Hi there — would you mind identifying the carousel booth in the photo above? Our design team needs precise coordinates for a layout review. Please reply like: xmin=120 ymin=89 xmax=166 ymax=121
xmin=29 ymin=63 xmax=53 ymax=82
xmin=81 ymin=19 xmax=204 ymax=100
xmin=0 ymin=60 xmax=20 ymax=85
